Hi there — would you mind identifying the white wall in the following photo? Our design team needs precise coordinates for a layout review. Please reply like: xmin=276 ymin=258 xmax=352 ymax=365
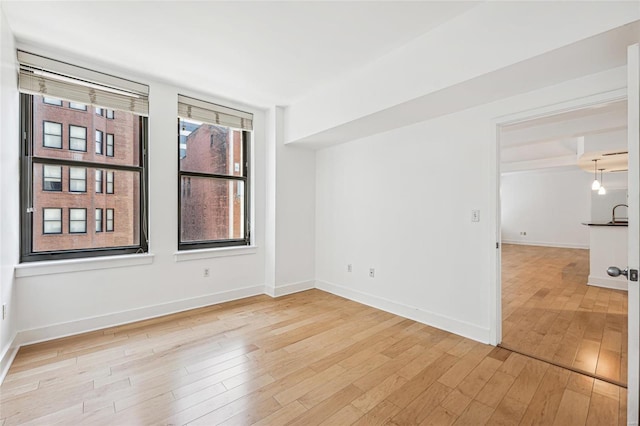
xmin=0 ymin=7 xmax=20 ymax=379
xmin=501 ymin=169 xmax=592 ymax=249
xmin=315 ymin=66 xmax=627 ymax=343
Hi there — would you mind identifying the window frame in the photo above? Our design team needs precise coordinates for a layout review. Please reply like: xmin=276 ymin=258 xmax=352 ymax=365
xmin=106 ymin=208 xmax=114 ymax=232
xmin=106 ymin=171 xmax=114 ymax=194
xmin=106 ymin=133 xmax=114 ymax=157
xmin=20 ymin=93 xmax=149 ymax=262
xmin=69 ymin=166 xmax=87 ymax=193
xmin=95 ymin=208 xmax=103 ymax=233
xmin=42 ymin=164 xmax=62 ymax=192
xmin=95 ymin=169 xmax=103 ymax=193
xmin=96 ymin=129 xmax=103 ymax=155
xmin=43 ymin=97 xmax=62 ymax=106
xmin=43 ymin=120 xmax=63 ymax=149
xmin=68 ymin=208 xmax=87 ymax=234
xmin=69 ymin=102 xmax=87 ymax=111
xmin=69 ymin=124 xmax=87 ymax=152
xmin=42 ymin=208 xmax=62 ymax=234
xmin=177 ymin=118 xmax=251 ymax=251
xmin=106 ymin=109 xmax=114 ymax=119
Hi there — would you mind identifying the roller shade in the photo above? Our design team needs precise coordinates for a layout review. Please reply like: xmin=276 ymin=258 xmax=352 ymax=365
xmin=18 ymin=50 xmax=149 ymax=116
xmin=178 ymin=95 xmax=253 ymax=131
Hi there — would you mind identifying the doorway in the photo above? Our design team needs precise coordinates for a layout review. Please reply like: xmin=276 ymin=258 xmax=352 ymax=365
xmin=496 ymin=95 xmax=629 ymax=388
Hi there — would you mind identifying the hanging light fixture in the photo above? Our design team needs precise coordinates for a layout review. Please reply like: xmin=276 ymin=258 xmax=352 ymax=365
xmin=591 ymin=159 xmax=601 ymax=190
xmin=598 ymin=168 xmax=606 ymax=195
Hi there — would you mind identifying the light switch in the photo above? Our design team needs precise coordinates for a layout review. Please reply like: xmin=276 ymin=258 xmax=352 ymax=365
xmin=471 ymin=210 xmax=480 ymax=222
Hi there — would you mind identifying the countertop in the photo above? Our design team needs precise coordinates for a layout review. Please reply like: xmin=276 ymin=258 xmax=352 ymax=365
xmin=582 ymin=222 xmax=628 ymax=227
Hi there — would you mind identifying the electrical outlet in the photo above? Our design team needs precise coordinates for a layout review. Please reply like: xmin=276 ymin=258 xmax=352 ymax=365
xmin=347 ymin=264 xmax=352 ymax=272
xmin=520 ymin=231 xmax=527 ymax=236
xmin=369 ymin=268 xmax=375 ymax=278
xmin=203 ymin=268 xmax=210 ymax=277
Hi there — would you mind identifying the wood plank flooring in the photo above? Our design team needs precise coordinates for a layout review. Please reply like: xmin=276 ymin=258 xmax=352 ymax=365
xmin=501 ymin=244 xmax=628 ymax=386
xmin=0 ymin=289 xmax=626 ymax=425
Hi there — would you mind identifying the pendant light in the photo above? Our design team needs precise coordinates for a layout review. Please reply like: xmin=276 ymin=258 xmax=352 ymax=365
xmin=591 ymin=159 xmax=601 ymax=190
xmin=598 ymin=168 xmax=606 ymax=195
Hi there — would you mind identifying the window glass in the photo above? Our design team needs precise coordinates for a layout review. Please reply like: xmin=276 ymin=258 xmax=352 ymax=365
xmin=43 ymin=121 xmax=62 ymax=148
xmin=69 ymin=102 xmax=87 ymax=111
xmin=69 ymin=208 xmax=87 ymax=233
xmin=69 ymin=167 xmax=86 ymax=192
xmin=106 ymin=208 xmax=114 ymax=232
xmin=69 ymin=125 xmax=87 ymax=151
xmin=43 ymin=98 xmax=62 ymax=106
xmin=106 ymin=133 xmax=114 ymax=157
xmin=95 ymin=170 xmax=103 ymax=193
xmin=95 ymin=208 xmax=103 ymax=232
xmin=43 ymin=208 xmax=62 ymax=234
xmin=43 ymin=165 xmax=62 ymax=191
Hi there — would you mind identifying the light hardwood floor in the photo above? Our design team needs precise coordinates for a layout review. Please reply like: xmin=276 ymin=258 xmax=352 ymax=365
xmin=501 ymin=244 xmax=628 ymax=386
xmin=1 ymin=289 xmax=626 ymax=425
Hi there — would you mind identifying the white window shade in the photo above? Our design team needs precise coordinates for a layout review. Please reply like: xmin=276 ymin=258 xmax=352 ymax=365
xmin=178 ymin=95 xmax=253 ymax=131
xmin=18 ymin=50 xmax=149 ymax=116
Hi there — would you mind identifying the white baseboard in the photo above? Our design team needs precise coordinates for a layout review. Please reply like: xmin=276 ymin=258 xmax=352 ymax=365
xmin=588 ymin=275 xmax=628 ymax=291
xmin=15 ymin=284 xmax=265 ymax=348
xmin=315 ymin=280 xmax=491 ymax=344
xmin=0 ymin=333 xmax=19 ymax=385
xmin=265 ymin=280 xmax=315 ymax=298
xmin=501 ymin=240 xmax=589 ymax=250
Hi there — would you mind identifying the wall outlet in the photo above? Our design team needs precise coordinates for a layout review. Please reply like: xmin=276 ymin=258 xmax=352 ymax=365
xmin=203 ymin=268 xmax=210 ymax=277
xmin=347 ymin=264 xmax=352 ymax=272
xmin=520 ymin=231 xmax=527 ymax=236
xmin=369 ymin=268 xmax=375 ymax=278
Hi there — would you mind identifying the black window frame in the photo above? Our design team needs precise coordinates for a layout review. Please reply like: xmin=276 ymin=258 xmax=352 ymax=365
xmin=106 ymin=133 xmax=114 ymax=157
xmin=42 ymin=164 xmax=62 ymax=192
xmin=69 ymin=124 xmax=87 ymax=152
xmin=20 ymin=93 xmax=149 ymax=262
xmin=43 ymin=97 xmax=62 ymax=106
xmin=68 ymin=208 xmax=87 ymax=234
xmin=96 ymin=129 xmax=103 ymax=155
xmin=95 ymin=169 xmax=103 ymax=193
xmin=106 ymin=208 xmax=114 ymax=232
xmin=177 ymin=118 xmax=251 ymax=250
xmin=95 ymin=107 xmax=104 ymax=116
xmin=106 ymin=109 xmax=115 ymax=119
xmin=95 ymin=208 xmax=103 ymax=233
xmin=43 ymin=120 xmax=62 ymax=149
xmin=69 ymin=166 xmax=87 ymax=193
xmin=106 ymin=171 xmax=114 ymax=194
xmin=69 ymin=102 xmax=87 ymax=111
xmin=42 ymin=207 xmax=62 ymax=234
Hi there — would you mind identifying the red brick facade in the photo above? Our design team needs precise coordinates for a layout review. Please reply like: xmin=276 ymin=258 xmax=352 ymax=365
xmin=32 ymin=96 xmax=140 ymax=252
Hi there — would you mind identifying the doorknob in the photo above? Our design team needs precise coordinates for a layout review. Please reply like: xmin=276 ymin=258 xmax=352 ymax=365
xmin=607 ymin=266 xmax=628 ymax=277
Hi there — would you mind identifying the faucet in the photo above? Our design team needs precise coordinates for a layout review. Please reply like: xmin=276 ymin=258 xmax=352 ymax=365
xmin=612 ymin=204 xmax=628 ymax=223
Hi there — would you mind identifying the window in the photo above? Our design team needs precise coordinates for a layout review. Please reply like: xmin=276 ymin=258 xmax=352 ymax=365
xmin=106 ymin=171 xmax=114 ymax=194
xmin=43 ymin=208 xmax=62 ymax=234
xmin=69 ymin=167 xmax=86 ymax=192
xmin=95 ymin=208 xmax=103 ymax=232
xmin=106 ymin=208 xmax=114 ymax=232
xmin=43 ymin=97 xmax=62 ymax=106
xmin=69 ymin=208 xmax=86 ymax=233
xmin=177 ymin=95 xmax=252 ymax=250
xmin=106 ymin=109 xmax=114 ymax=119
xmin=69 ymin=125 xmax=87 ymax=151
xmin=43 ymin=121 xmax=62 ymax=148
xmin=96 ymin=130 xmax=103 ymax=154
xmin=19 ymin=50 xmax=149 ymax=261
xmin=42 ymin=165 xmax=62 ymax=191
xmin=106 ymin=133 xmax=114 ymax=157
xmin=95 ymin=170 xmax=103 ymax=193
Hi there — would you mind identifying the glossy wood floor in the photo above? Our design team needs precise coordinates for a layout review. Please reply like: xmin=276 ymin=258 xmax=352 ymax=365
xmin=1 ymin=289 xmax=626 ymax=425
xmin=501 ymin=244 xmax=628 ymax=386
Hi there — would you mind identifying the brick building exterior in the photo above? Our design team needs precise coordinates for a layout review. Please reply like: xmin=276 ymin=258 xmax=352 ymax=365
xmin=180 ymin=123 xmax=244 ymax=242
xmin=32 ymin=96 xmax=140 ymax=252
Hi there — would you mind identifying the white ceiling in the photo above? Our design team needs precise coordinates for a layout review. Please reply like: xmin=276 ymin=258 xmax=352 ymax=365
xmin=1 ymin=1 xmax=478 ymax=107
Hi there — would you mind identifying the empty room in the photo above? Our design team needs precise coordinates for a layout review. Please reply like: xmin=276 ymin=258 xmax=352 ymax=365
xmin=0 ymin=1 xmax=639 ymax=425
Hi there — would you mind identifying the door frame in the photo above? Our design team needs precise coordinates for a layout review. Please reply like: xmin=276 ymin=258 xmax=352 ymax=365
xmin=490 ymin=87 xmax=627 ymax=347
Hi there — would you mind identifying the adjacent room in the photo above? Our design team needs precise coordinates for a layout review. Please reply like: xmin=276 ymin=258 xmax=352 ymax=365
xmin=0 ymin=1 xmax=639 ymax=425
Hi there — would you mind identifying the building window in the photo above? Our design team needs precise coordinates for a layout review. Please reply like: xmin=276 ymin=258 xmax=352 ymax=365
xmin=43 ymin=208 xmax=62 ymax=234
xmin=106 ymin=133 xmax=114 ymax=157
xmin=19 ymin=51 xmax=149 ymax=262
xmin=106 ymin=109 xmax=114 ymax=119
xmin=69 ymin=208 xmax=87 ymax=233
xmin=43 ymin=165 xmax=62 ymax=191
xmin=69 ymin=102 xmax=87 ymax=111
xmin=43 ymin=121 xmax=62 ymax=149
xmin=43 ymin=97 xmax=62 ymax=106
xmin=106 ymin=208 xmax=114 ymax=232
xmin=95 ymin=208 xmax=103 ymax=232
xmin=95 ymin=170 xmax=103 ymax=193
xmin=177 ymin=95 xmax=252 ymax=250
xmin=69 ymin=125 xmax=87 ymax=152
xmin=69 ymin=167 xmax=86 ymax=192
xmin=106 ymin=171 xmax=114 ymax=194
xmin=96 ymin=130 xmax=103 ymax=154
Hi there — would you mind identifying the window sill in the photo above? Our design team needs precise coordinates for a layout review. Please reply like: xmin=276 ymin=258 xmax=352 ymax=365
xmin=14 ymin=253 xmax=155 ymax=278
xmin=174 ymin=245 xmax=258 ymax=262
